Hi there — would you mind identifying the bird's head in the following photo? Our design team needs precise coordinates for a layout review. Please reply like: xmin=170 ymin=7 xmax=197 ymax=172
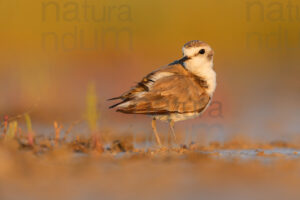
xmin=181 ymin=40 xmax=216 ymax=95
xmin=182 ymin=40 xmax=214 ymax=67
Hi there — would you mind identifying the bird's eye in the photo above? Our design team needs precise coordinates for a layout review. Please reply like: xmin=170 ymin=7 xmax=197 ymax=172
xmin=199 ymin=49 xmax=205 ymax=54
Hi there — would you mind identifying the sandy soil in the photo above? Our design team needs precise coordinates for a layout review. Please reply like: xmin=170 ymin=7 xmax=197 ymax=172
xmin=0 ymin=131 xmax=300 ymax=200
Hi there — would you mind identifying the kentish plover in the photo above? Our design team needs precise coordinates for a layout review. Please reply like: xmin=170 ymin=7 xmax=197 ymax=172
xmin=109 ymin=40 xmax=216 ymax=146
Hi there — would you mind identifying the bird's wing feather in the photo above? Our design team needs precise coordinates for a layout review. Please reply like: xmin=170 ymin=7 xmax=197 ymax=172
xmin=121 ymin=64 xmax=184 ymax=99
xmin=108 ymin=63 xmax=187 ymax=107
xmin=116 ymin=72 xmax=210 ymax=114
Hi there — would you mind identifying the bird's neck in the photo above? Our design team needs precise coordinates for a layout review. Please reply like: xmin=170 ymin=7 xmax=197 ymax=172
xmin=184 ymin=58 xmax=216 ymax=96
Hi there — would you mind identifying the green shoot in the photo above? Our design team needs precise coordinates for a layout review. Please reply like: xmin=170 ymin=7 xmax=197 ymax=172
xmin=24 ymin=113 xmax=34 ymax=145
xmin=6 ymin=121 xmax=18 ymax=140
xmin=85 ymin=83 xmax=99 ymax=133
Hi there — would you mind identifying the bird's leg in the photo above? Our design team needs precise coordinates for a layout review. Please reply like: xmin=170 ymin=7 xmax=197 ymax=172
xmin=169 ymin=120 xmax=177 ymax=144
xmin=151 ymin=118 xmax=162 ymax=147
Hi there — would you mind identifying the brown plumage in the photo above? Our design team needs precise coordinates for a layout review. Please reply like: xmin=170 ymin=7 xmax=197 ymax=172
xmin=109 ymin=61 xmax=210 ymax=115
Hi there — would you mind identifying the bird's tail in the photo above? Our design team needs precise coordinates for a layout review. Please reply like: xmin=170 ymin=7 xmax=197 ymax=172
xmin=107 ymin=96 xmax=122 ymax=101
xmin=109 ymin=100 xmax=127 ymax=109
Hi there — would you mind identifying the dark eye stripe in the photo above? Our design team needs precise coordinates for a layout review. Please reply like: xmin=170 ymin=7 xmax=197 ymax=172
xmin=199 ymin=49 xmax=205 ymax=54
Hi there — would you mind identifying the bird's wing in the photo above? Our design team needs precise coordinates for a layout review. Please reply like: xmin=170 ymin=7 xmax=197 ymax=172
xmin=109 ymin=62 xmax=188 ymax=108
xmin=115 ymin=70 xmax=211 ymax=114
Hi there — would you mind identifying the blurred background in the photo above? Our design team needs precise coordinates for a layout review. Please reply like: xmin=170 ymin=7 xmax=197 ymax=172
xmin=0 ymin=0 xmax=299 ymax=142
xmin=1 ymin=1 xmax=300 ymax=200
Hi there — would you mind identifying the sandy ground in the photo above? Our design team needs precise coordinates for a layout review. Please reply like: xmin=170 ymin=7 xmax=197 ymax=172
xmin=0 ymin=133 xmax=300 ymax=200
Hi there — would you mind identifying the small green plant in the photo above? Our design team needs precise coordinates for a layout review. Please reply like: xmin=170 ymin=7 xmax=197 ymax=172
xmin=5 ymin=121 xmax=18 ymax=140
xmin=24 ymin=113 xmax=32 ymax=133
xmin=85 ymin=83 xmax=99 ymax=133
xmin=24 ymin=113 xmax=34 ymax=145
xmin=85 ymin=83 xmax=103 ymax=152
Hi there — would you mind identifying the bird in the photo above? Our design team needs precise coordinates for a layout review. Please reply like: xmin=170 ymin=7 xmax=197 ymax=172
xmin=108 ymin=40 xmax=216 ymax=146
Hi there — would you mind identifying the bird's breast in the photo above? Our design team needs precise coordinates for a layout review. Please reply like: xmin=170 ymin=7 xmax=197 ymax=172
xmin=152 ymin=112 xmax=202 ymax=122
